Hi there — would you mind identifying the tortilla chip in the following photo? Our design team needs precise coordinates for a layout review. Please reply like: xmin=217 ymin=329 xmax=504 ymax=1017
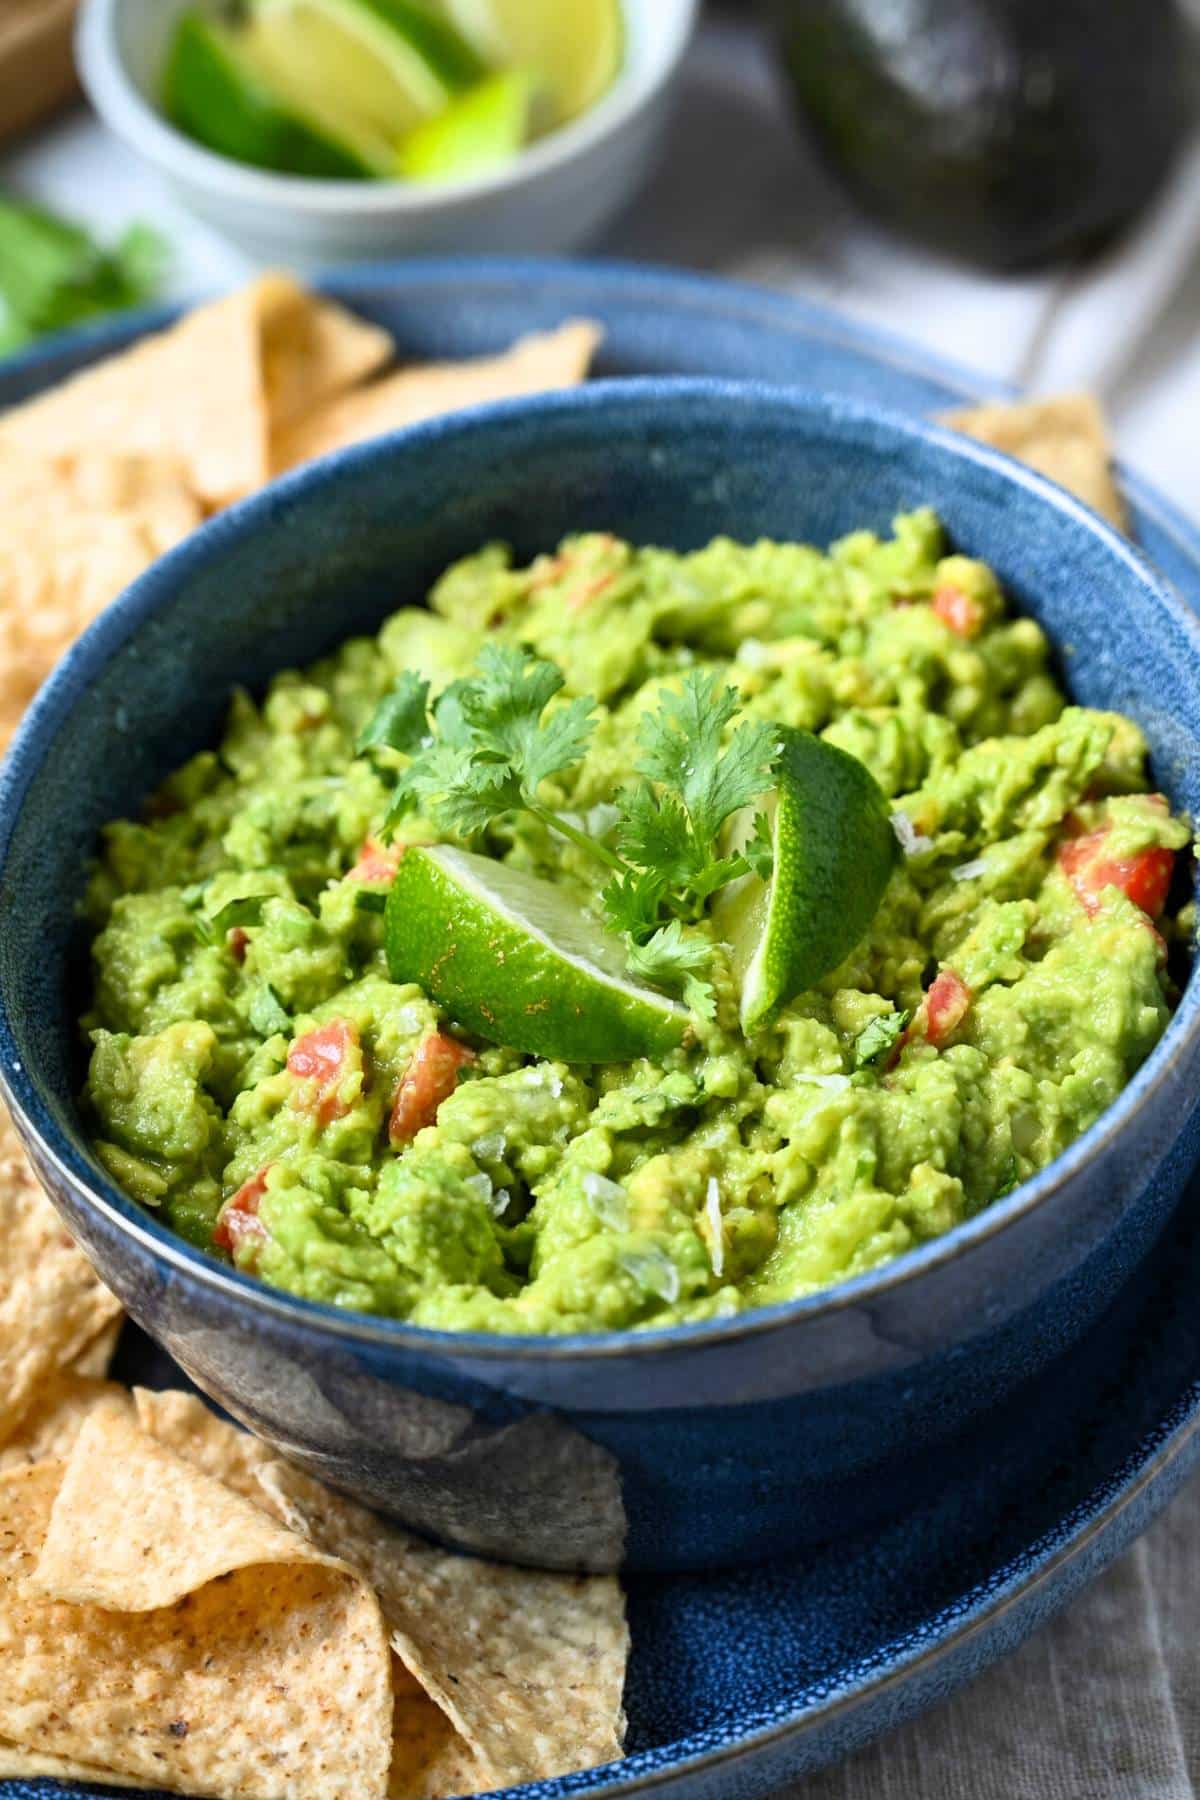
xmin=0 ymin=1743 xmax=143 ymax=1786
xmin=137 ymin=1387 xmax=629 ymax=1789
xmin=273 ymin=320 xmax=603 ymax=474
xmin=942 ymin=393 xmax=1127 ymax=530
xmin=0 ymin=446 xmax=202 ymax=746
xmin=0 ymin=279 xmax=281 ymax=507
xmin=0 ymin=1108 xmax=123 ymax=1447
xmin=0 ymin=1372 xmax=122 ymax=1472
xmin=69 ymin=1314 xmax=123 ymax=1378
xmin=391 ymin=1663 xmax=489 ymax=1800
xmin=263 ymin=1460 xmax=627 ymax=1787
xmin=7 ymin=1399 xmax=392 ymax=1799
xmin=257 ymin=275 xmax=395 ymax=433
xmin=135 ymin=1384 xmax=278 ymax=1498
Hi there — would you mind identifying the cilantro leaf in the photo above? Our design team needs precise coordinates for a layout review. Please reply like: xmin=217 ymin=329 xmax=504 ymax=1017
xmin=247 ymin=983 xmax=291 ymax=1037
xmin=852 ymin=1009 xmax=910 ymax=1070
xmin=617 ymin=672 xmax=779 ymax=919
xmin=357 ymin=672 xmax=430 ymax=755
xmin=626 ymin=921 xmax=716 ymax=1019
xmin=744 ymin=811 xmax=775 ymax=881
xmin=459 ymin=643 xmax=598 ymax=792
xmin=381 ymin=646 xmax=599 ymax=847
xmin=635 ymin=672 xmax=779 ymax=846
xmin=601 ymin=867 xmax=669 ymax=943
xmin=0 ymin=197 xmax=167 ymax=347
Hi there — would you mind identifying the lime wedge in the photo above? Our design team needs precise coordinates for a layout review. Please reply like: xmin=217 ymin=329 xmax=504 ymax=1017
xmin=385 ymin=845 xmax=689 ymax=1063
xmin=714 ymin=729 xmax=898 ymax=1034
xmin=398 ymin=68 xmax=535 ymax=180
xmin=164 ymin=10 xmax=377 ymax=177
xmin=440 ymin=0 xmax=623 ymax=128
xmin=236 ymin=0 xmax=486 ymax=172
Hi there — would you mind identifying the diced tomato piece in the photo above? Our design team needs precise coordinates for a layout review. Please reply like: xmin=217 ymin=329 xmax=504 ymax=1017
xmin=932 ymin=585 xmax=985 ymax=639
xmin=1059 ymin=829 xmax=1175 ymax=919
xmin=214 ymin=1166 xmax=272 ymax=1260
xmin=227 ymin=926 xmax=250 ymax=963
xmin=923 ymin=970 xmax=972 ymax=1047
xmin=287 ymin=1017 xmax=360 ymax=1126
xmin=389 ymin=1032 xmax=475 ymax=1146
xmin=348 ymin=838 xmax=403 ymax=885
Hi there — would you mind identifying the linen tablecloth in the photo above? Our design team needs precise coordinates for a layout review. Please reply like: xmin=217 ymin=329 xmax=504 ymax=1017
xmin=6 ymin=10 xmax=1200 ymax=1792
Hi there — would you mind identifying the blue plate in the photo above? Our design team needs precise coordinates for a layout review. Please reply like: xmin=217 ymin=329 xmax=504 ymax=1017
xmin=4 ymin=257 xmax=1200 ymax=1800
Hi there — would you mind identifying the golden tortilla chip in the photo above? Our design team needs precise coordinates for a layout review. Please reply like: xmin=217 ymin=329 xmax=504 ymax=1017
xmin=7 ymin=1397 xmax=393 ymax=1799
xmin=0 ymin=446 xmax=202 ymax=747
xmin=390 ymin=1661 xmax=489 ymax=1800
xmin=273 ymin=320 xmax=603 ymax=475
xmin=0 ymin=1743 xmax=143 ymax=1786
xmin=0 ymin=1372 xmax=122 ymax=1472
xmin=257 ymin=274 xmax=395 ymax=433
xmin=69 ymin=1314 xmax=123 ymax=1378
xmin=0 ymin=275 xmax=395 ymax=509
xmin=0 ymin=1109 xmax=123 ymax=1448
xmin=137 ymin=1387 xmax=628 ymax=1787
xmin=135 ymin=1384 xmax=278 ymax=1496
xmin=0 ymin=281 xmax=279 ymax=507
xmin=264 ymin=1460 xmax=628 ymax=1788
xmin=942 ymin=393 xmax=1127 ymax=530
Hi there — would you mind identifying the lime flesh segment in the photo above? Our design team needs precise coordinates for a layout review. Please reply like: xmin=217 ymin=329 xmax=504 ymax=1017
xmin=238 ymin=0 xmax=486 ymax=172
xmin=440 ymin=0 xmax=623 ymax=128
xmin=385 ymin=845 xmax=689 ymax=1063
xmin=714 ymin=728 xmax=898 ymax=1034
xmin=164 ymin=10 xmax=376 ymax=177
xmin=398 ymin=68 xmax=534 ymax=180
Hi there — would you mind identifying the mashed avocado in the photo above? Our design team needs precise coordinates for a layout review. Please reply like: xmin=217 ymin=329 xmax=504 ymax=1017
xmin=81 ymin=511 xmax=1192 ymax=1332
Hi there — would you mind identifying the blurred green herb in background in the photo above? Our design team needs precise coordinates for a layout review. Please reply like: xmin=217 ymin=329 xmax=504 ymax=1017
xmin=0 ymin=196 xmax=168 ymax=356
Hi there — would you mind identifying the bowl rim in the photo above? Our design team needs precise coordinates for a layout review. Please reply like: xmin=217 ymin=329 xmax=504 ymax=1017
xmin=75 ymin=0 xmax=700 ymax=215
xmin=2 ymin=374 xmax=1199 ymax=1364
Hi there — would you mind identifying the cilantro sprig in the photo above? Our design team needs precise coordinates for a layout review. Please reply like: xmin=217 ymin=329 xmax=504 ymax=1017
xmin=359 ymin=647 xmax=781 ymax=1014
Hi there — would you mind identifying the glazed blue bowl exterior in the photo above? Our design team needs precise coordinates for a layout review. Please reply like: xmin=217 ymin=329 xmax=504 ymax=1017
xmin=2 ymin=380 xmax=1199 ymax=1574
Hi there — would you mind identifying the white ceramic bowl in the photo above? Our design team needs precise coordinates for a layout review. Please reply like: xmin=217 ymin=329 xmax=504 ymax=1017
xmin=76 ymin=0 xmax=698 ymax=263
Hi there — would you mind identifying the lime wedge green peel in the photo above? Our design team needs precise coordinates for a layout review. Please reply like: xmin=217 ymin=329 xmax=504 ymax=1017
xmin=164 ymin=11 xmax=376 ymax=178
xmin=385 ymin=846 xmax=689 ymax=1064
xmin=714 ymin=728 xmax=898 ymax=1033
xmin=398 ymin=69 xmax=536 ymax=182
xmin=165 ymin=0 xmax=484 ymax=178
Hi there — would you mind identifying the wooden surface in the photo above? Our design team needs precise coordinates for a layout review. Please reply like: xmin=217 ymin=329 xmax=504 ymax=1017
xmin=0 ymin=0 xmax=80 ymax=147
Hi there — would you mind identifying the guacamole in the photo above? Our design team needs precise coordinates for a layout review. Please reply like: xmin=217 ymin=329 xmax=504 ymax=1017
xmin=81 ymin=511 xmax=1192 ymax=1332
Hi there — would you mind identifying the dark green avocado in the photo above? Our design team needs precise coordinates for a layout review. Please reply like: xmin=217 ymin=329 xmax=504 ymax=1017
xmin=763 ymin=0 xmax=1193 ymax=269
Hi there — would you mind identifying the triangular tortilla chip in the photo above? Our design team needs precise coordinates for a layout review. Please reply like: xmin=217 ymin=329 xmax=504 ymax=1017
xmin=134 ymin=1387 xmax=627 ymax=1790
xmin=6 ymin=1398 xmax=392 ymax=1799
xmin=0 ymin=1371 xmax=122 ymax=1472
xmin=0 ymin=1108 xmax=123 ymax=1447
xmin=942 ymin=393 xmax=1127 ymax=530
xmin=0 ymin=446 xmax=202 ymax=747
xmin=135 ymin=1384 xmax=278 ymax=1497
xmin=257 ymin=275 xmax=395 ymax=433
xmin=263 ymin=1459 xmax=628 ymax=1789
xmin=0 ymin=274 xmax=397 ymax=507
xmin=390 ymin=1661 xmax=489 ymax=1800
xmin=273 ymin=320 xmax=602 ymax=474
xmin=0 ymin=279 xmax=279 ymax=506
xmin=68 ymin=1314 xmax=123 ymax=1378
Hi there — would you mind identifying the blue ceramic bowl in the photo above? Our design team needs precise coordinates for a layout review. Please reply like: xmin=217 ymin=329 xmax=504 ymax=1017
xmin=2 ymin=380 xmax=1199 ymax=1574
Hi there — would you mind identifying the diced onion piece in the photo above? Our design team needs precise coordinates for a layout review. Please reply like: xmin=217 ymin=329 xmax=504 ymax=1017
xmin=891 ymin=810 xmax=933 ymax=857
